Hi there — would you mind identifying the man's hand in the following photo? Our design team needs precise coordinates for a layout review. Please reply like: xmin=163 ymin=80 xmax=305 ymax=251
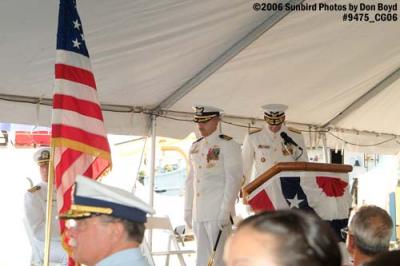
xmin=184 ymin=209 xmax=192 ymax=229
xmin=217 ymin=212 xmax=230 ymax=230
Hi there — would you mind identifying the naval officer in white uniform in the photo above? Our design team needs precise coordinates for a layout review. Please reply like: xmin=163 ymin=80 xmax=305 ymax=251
xmin=242 ymin=104 xmax=308 ymax=186
xmin=23 ymin=147 xmax=67 ymax=266
xmin=184 ymin=105 xmax=243 ymax=266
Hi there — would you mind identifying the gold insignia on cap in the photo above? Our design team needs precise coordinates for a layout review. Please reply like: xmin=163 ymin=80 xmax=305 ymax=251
xmin=72 ymin=204 xmax=113 ymax=214
xmin=59 ymin=209 xmax=93 ymax=220
xmin=59 ymin=204 xmax=113 ymax=220
xmin=264 ymin=113 xmax=285 ymax=125
xmin=193 ymin=116 xmax=216 ymax=123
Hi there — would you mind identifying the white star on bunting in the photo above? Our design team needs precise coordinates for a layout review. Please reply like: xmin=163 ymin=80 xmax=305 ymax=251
xmin=287 ymin=194 xmax=303 ymax=209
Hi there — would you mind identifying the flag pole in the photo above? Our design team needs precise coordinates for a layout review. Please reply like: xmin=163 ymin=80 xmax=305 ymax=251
xmin=43 ymin=145 xmax=56 ymax=266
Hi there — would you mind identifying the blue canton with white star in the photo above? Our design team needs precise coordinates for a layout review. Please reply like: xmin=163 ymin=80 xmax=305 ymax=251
xmin=57 ymin=0 xmax=89 ymax=57
xmin=280 ymin=176 xmax=313 ymax=211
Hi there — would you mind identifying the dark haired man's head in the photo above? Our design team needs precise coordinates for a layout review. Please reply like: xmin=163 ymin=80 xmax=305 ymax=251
xmin=224 ymin=209 xmax=341 ymax=266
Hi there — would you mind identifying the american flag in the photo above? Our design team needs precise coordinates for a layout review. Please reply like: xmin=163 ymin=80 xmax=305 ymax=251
xmin=52 ymin=0 xmax=111 ymax=260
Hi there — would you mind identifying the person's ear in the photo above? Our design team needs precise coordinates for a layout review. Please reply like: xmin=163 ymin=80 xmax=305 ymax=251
xmin=347 ymin=234 xmax=355 ymax=253
xmin=108 ymin=222 xmax=124 ymax=242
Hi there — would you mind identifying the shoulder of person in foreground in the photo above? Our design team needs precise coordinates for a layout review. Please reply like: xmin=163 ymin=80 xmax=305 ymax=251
xmin=363 ymin=250 xmax=400 ymax=266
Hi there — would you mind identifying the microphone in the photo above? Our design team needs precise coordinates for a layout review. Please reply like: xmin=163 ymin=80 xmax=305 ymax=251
xmin=280 ymin=132 xmax=303 ymax=151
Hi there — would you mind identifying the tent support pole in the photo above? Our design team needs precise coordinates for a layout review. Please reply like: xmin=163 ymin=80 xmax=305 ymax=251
xmin=148 ymin=114 xmax=157 ymax=251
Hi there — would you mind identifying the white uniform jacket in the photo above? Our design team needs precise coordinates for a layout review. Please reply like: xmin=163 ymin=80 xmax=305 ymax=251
xmin=242 ymin=125 xmax=308 ymax=185
xmin=184 ymin=131 xmax=243 ymax=222
xmin=24 ymin=182 xmax=67 ymax=265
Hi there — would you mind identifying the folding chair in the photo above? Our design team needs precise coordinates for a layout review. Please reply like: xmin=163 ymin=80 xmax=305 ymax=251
xmin=145 ymin=216 xmax=195 ymax=266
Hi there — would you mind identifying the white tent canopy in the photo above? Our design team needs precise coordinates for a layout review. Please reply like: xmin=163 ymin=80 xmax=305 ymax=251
xmin=1 ymin=0 xmax=399 ymax=153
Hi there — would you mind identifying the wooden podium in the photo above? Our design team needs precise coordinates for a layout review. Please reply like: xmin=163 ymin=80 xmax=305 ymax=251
xmin=242 ymin=162 xmax=353 ymax=239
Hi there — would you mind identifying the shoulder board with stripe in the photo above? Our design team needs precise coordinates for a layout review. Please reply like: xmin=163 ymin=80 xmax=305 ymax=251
xmin=193 ymin=137 xmax=204 ymax=144
xmin=27 ymin=185 xmax=41 ymax=193
xmin=288 ymin=127 xmax=302 ymax=134
xmin=249 ymin=128 xmax=262 ymax=135
xmin=219 ymin=134 xmax=232 ymax=141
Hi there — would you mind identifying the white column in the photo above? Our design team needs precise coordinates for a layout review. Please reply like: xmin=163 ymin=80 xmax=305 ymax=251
xmin=148 ymin=115 xmax=156 ymax=250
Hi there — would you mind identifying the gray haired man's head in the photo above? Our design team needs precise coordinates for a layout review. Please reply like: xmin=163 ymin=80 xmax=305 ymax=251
xmin=349 ymin=205 xmax=393 ymax=256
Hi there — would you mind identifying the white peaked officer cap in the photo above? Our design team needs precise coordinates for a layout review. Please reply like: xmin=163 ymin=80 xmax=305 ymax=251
xmin=60 ymin=175 xmax=154 ymax=223
xmin=33 ymin=147 xmax=51 ymax=165
xmin=262 ymin=103 xmax=288 ymax=125
xmin=193 ymin=105 xmax=224 ymax=123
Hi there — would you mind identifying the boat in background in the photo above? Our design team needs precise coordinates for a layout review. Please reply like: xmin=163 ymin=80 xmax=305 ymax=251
xmin=144 ymin=163 xmax=187 ymax=196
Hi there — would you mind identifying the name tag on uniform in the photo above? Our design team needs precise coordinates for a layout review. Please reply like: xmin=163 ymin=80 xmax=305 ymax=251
xmin=258 ymin=145 xmax=270 ymax=149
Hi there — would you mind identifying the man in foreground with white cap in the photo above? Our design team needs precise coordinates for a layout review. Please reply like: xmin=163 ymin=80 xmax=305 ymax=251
xmin=23 ymin=147 xmax=67 ymax=265
xmin=60 ymin=175 xmax=154 ymax=266
xmin=242 ymin=104 xmax=308 ymax=186
xmin=184 ymin=105 xmax=243 ymax=266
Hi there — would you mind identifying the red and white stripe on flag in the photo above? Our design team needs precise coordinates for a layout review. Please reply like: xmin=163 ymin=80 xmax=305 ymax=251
xmin=248 ymin=171 xmax=351 ymax=220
